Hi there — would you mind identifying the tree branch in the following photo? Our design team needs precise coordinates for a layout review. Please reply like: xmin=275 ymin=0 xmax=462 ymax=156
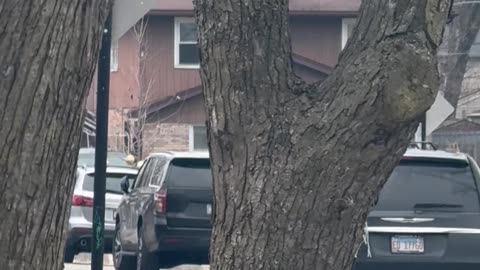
xmin=310 ymin=0 xmax=451 ymax=127
xmin=194 ymin=1 xmax=453 ymax=269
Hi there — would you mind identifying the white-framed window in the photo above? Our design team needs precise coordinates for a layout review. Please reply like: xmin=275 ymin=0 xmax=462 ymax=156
xmin=341 ymin=18 xmax=356 ymax=50
xmin=110 ymin=40 xmax=119 ymax=72
xmin=189 ymin=125 xmax=208 ymax=151
xmin=174 ymin=17 xmax=200 ymax=69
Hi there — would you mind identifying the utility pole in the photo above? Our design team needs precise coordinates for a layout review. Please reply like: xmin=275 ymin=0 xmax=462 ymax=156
xmin=92 ymin=11 xmax=112 ymax=270
xmin=88 ymin=0 xmax=158 ymax=266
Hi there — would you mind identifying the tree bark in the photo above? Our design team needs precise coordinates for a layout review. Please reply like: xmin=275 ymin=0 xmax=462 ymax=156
xmin=439 ymin=0 xmax=480 ymax=112
xmin=194 ymin=1 xmax=451 ymax=270
xmin=0 ymin=1 xmax=111 ymax=269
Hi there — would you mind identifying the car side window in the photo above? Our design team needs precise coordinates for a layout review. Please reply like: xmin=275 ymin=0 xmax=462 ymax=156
xmin=150 ymin=157 xmax=168 ymax=186
xmin=133 ymin=159 xmax=150 ymax=189
xmin=138 ymin=158 xmax=157 ymax=188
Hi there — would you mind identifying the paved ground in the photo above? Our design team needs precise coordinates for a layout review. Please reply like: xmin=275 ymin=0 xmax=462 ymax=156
xmin=64 ymin=264 xmax=209 ymax=270
xmin=64 ymin=253 xmax=209 ymax=270
xmin=65 ymin=263 xmax=114 ymax=270
xmin=64 ymin=253 xmax=113 ymax=270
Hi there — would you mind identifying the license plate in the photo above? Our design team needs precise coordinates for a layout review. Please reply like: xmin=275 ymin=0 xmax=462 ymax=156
xmin=206 ymin=204 xmax=212 ymax=215
xmin=391 ymin=235 xmax=424 ymax=254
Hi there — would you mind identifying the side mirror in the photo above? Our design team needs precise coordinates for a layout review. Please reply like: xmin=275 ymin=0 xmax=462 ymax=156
xmin=120 ymin=176 xmax=130 ymax=194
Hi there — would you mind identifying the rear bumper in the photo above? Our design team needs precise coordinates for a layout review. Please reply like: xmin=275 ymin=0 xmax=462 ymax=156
xmin=354 ymin=224 xmax=480 ymax=269
xmin=354 ymin=246 xmax=480 ymax=270
xmin=146 ymin=217 xmax=211 ymax=254
xmin=66 ymin=221 xmax=115 ymax=252
xmin=155 ymin=226 xmax=211 ymax=252
xmin=354 ymin=260 xmax=480 ymax=270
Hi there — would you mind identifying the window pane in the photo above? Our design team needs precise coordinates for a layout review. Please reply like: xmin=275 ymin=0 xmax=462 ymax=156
xmin=133 ymin=159 xmax=149 ymax=188
xmin=180 ymin=22 xmax=197 ymax=42
xmin=84 ymin=173 xmax=136 ymax=194
xmin=179 ymin=44 xmax=199 ymax=65
xmin=166 ymin=159 xmax=212 ymax=188
xmin=142 ymin=158 xmax=158 ymax=187
xmin=150 ymin=158 xmax=167 ymax=185
xmin=193 ymin=126 xmax=208 ymax=150
xmin=374 ymin=160 xmax=480 ymax=212
xmin=78 ymin=152 xmax=129 ymax=167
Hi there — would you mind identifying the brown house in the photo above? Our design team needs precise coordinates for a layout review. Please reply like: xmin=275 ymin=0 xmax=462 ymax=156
xmin=86 ymin=0 xmax=360 ymax=157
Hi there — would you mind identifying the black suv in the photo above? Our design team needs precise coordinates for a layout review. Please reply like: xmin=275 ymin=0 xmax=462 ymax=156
xmin=113 ymin=151 xmax=212 ymax=270
xmin=354 ymin=148 xmax=480 ymax=270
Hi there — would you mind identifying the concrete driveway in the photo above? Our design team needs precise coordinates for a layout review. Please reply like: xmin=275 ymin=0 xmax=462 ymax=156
xmin=64 ymin=264 xmax=209 ymax=270
xmin=64 ymin=253 xmax=209 ymax=270
xmin=65 ymin=264 xmax=114 ymax=270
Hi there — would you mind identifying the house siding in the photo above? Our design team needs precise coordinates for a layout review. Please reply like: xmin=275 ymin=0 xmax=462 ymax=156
xmin=87 ymin=12 xmax=350 ymax=153
xmin=290 ymin=16 xmax=342 ymax=67
xmin=147 ymin=94 xmax=207 ymax=125
xmin=91 ymin=14 xmax=345 ymax=111
xmin=87 ymin=30 xmax=141 ymax=111
xmin=293 ymin=64 xmax=328 ymax=83
xmin=141 ymin=15 xmax=342 ymax=104
xmin=143 ymin=16 xmax=202 ymax=104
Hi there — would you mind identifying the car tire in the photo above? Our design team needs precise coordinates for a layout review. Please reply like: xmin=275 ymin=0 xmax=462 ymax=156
xmin=113 ymin=223 xmax=136 ymax=270
xmin=136 ymin=227 xmax=160 ymax=270
xmin=63 ymin=247 xmax=75 ymax=263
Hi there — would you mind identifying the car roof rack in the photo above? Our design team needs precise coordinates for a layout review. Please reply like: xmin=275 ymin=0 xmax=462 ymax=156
xmin=409 ymin=141 xmax=437 ymax=150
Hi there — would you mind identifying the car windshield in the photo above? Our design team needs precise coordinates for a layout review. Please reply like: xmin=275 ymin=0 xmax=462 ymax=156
xmin=374 ymin=159 xmax=480 ymax=212
xmin=78 ymin=151 xmax=130 ymax=167
xmin=83 ymin=173 xmax=136 ymax=194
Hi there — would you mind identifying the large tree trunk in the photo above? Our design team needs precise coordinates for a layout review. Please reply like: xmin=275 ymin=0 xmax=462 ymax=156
xmin=194 ymin=1 xmax=451 ymax=270
xmin=439 ymin=0 xmax=480 ymax=113
xmin=0 ymin=1 xmax=111 ymax=269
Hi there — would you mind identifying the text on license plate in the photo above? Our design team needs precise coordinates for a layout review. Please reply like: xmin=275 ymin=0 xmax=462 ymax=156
xmin=391 ymin=235 xmax=424 ymax=253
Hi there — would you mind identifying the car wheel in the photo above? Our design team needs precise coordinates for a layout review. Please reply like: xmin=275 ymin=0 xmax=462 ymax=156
xmin=136 ymin=227 xmax=160 ymax=270
xmin=113 ymin=223 xmax=136 ymax=270
xmin=63 ymin=247 xmax=75 ymax=263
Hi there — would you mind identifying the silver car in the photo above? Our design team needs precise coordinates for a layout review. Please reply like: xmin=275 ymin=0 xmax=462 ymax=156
xmin=64 ymin=166 xmax=137 ymax=262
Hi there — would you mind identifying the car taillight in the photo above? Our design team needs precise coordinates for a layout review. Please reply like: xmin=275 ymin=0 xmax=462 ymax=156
xmin=154 ymin=187 xmax=167 ymax=214
xmin=72 ymin=195 xmax=94 ymax=206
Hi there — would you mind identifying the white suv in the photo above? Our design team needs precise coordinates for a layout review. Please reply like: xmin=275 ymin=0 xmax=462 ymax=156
xmin=64 ymin=166 xmax=137 ymax=262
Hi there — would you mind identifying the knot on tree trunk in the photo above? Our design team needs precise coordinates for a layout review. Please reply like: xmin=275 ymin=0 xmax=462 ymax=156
xmin=331 ymin=196 xmax=356 ymax=219
xmin=378 ymin=37 xmax=438 ymax=126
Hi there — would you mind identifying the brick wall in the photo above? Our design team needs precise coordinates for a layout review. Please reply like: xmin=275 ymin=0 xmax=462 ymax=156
xmin=142 ymin=123 xmax=190 ymax=157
